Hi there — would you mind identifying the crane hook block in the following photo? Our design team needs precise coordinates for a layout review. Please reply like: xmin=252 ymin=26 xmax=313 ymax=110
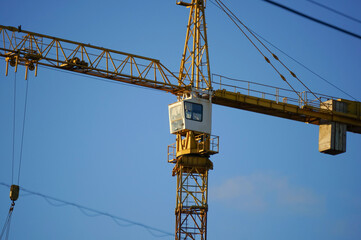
xmin=10 ymin=185 xmax=20 ymax=202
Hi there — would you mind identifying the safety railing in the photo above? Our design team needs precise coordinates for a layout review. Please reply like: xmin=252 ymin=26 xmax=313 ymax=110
xmin=212 ymin=73 xmax=338 ymax=109
xmin=168 ymin=143 xmax=177 ymax=163
xmin=167 ymin=134 xmax=219 ymax=163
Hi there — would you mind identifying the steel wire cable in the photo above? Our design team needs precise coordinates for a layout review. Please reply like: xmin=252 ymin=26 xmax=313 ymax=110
xmin=0 ymin=58 xmax=169 ymax=95
xmin=248 ymin=30 xmax=359 ymax=101
xmin=208 ymin=1 xmax=358 ymax=101
xmin=211 ymin=0 xmax=345 ymax=110
xmin=11 ymin=73 xmax=17 ymax=185
xmin=0 ymin=182 xmax=172 ymax=238
xmin=17 ymin=77 xmax=30 ymax=185
xmin=263 ymin=0 xmax=361 ymax=40
xmin=5 ymin=71 xmax=31 ymax=187
xmin=212 ymin=0 xmax=307 ymax=105
xmin=216 ymin=0 xmax=332 ymax=109
xmin=305 ymin=0 xmax=361 ymax=25
xmin=2 ymin=35 xmax=162 ymax=71
xmin=218 ymin=1 xmax=328 ymax=109
xmin=0 ymin=203 xmax=14 ymax=240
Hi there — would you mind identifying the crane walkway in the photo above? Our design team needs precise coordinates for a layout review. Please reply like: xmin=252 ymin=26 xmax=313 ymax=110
xmin=211 ymin=74 xmax=361 ymax=134
xmin=1 ymin=24 xmax=360 ymax=134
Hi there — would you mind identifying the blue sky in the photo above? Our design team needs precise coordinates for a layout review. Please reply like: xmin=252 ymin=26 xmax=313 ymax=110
xmin=0 ymin=0 xmax=361 ymax=239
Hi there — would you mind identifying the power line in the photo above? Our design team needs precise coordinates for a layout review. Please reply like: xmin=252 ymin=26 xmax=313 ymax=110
xmin=305 ymin=0 xmax=361 ymax=25
xmin=263 ymin=0 xmax=361 ymax=40
xmin=0 ymin=182 xmax=172 ymax=238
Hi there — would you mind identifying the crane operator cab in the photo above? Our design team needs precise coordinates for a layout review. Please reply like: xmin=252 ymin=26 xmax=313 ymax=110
xmin=168 ymin=95 xmax=212 ymax=135
xmin=168 ymin=94 xmax=218 ymax=162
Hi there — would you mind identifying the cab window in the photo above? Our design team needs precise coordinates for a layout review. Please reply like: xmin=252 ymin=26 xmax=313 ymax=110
xmin=184 ymin=101 xmax=203 ymax=122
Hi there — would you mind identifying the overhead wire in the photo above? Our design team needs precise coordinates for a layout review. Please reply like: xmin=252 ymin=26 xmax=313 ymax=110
xmin=305 ymin=0 xmax=361 ymax=25
xmin=210 ymin=0 xmax=358 ymax=109
xmin=2 ymin=10 xmax=357 ymax=102
xmin=249 ymin=30 xmax=359 ymax=101
xmin=263 ymin=0 xmax=361 ymax=40
xmin=0 ymin=182 xmax=173 ymax=238
xmin=219 ymin=0 xmax=332 ymax=109
xmin=209 ymin=0 xmax=358 ymax=101
xmin=211 ymin=0 xmax=312 ymax=107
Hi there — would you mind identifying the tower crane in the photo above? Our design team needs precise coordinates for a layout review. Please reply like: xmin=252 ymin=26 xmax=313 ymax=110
xmin=1 ymin=0 xmax=360 ymax=239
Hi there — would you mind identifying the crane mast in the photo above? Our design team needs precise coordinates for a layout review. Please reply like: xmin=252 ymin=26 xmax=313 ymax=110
xmin=171 ymin=1 xmax=216 ymax=239
xmin=0 ymin=0 xmax=361 ymax=239
xmin=178 ymin=0 xmax=211 ymax=90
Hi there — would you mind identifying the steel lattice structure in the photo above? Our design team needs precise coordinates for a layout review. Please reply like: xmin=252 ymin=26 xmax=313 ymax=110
xmin=0 ymin=0 xmax=361 ymax=239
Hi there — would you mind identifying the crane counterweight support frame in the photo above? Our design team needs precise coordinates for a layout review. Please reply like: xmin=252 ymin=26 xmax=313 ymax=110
xmin=1 ymin=0 xmax=361 ymax=237
xmin=1 ymin=25 xmax=360 ymax=134
xmin=212 ymin=89 xmax=361 ymax=134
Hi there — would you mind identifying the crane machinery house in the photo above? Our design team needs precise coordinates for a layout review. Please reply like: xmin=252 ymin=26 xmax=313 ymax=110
xmin=169 ymin=97 xmax=212 ymax=135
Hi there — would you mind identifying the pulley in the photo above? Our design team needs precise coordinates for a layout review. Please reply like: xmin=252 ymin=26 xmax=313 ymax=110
xmin=27 ymin=62 xmax=35 ymax=71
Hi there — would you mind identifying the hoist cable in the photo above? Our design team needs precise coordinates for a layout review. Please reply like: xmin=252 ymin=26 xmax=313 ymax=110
xmin=305 ymin=0 xmax=361 ymax=25
xmin=0 ymin=210 xmax=10 ymax=238
xmin=11 ymin=73 xmax=17 ymax=185
xmin=213 ymin=0 xmax=307 ymax=105
xmin=17 ymin=77 xmax=30 ymax=185
xmin=0 ymin=203 xmax=15 ymax=240
xmin=4 ymin=213 xmax=11 ymax=240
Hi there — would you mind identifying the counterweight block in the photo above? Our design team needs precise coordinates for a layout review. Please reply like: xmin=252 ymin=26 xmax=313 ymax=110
xmin=319 ymin=99 xmax=347 ymax=155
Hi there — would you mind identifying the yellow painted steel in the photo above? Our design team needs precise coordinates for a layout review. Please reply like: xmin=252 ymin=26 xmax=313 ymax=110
xmin=173 ymin=163 xmax=210 ymax=240
xmin=0 ymin=2 xmax=360 ymax=240
xmin=172 ymin=6 xmax=216 ymax=237
xmin=212 ymin=89 xmax=361 ymax=134
xmin=171 ymin=130 xmax=216 ymax=240
xmin=176 ymin=132 xmax=218 ymax=157
xmin=178 ymin=0 xmax=212 ymax=90
xmin=1 ymin=25 xmax=360 ymax=133
xmin=10 ymin=185 xmax=19 ymax=202
xmin=0 ymin=25 xmax=189 ymax=95
xmin=341 ymin=99 xmax=361 ymax=117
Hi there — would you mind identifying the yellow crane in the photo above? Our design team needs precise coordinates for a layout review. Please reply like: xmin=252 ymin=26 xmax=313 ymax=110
xmin=0 ymin=0 xmax=360 ymax=239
